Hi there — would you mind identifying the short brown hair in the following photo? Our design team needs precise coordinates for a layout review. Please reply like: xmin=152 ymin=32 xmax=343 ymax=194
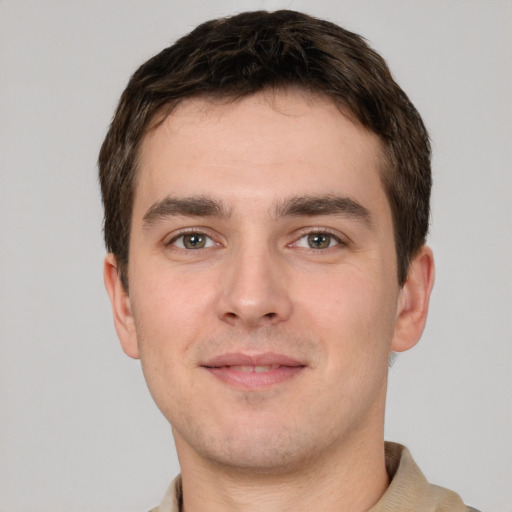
xmin=99 ymin=10 xmax=431 ymax=289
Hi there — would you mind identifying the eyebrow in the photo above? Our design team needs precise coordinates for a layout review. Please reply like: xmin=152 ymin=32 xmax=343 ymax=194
xmin=274 ymin=195 xmax=372 ymax=227
xmin=142 ymin=193 xmax=372 ymax=229
xmin=142 ymin=196 xmax=231 ymax=229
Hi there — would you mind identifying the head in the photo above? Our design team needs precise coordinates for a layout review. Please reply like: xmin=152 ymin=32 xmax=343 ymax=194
xmin=100 ymin=10 xmax=435 ymax=476
xmin=99 ymin=9 xmax=431 ymax=291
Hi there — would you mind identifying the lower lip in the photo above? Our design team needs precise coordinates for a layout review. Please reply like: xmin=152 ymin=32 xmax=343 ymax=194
xmin=204 ymin=365 xmax=305 ymax=390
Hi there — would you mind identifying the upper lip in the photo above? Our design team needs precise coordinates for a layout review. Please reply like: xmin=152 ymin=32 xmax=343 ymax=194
xmin=202 ymin=352 xmax=305 ymax=368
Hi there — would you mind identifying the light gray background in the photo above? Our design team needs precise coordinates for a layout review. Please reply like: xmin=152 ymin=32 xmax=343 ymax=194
xmin=1 ymin=1 xmax=511 ymax=511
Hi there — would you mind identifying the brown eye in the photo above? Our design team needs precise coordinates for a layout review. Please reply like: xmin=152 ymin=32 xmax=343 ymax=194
xmin=183 ymin=234 xmax=206 ymax=249
xmin=307 ymin=233 xmax=333 ymax=249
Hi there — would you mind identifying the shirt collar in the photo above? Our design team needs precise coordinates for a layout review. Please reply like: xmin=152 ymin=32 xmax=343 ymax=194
xmin=154 ymin=442 xmax=468 ymax=512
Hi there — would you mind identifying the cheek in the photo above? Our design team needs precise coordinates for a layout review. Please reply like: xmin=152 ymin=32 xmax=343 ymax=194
xmin=296 ymin=266 xmax=398 ymax=362
xmin=128 ymin=267 xmax=214 ymax=391
xmin=130 ymin=257 xmax=216 ymax=331
xmin=131 ymin=293 xmax=199 ymax=424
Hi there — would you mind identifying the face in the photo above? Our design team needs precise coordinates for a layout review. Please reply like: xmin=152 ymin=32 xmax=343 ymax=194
xmin=105 ymin=90 xmax=432 ymax=474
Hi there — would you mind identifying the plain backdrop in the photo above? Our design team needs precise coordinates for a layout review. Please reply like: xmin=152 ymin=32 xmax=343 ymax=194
xmin=1 ymin=1 xmax=511 ymax=511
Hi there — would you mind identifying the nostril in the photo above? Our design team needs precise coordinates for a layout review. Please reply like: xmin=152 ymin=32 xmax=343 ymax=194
xmin=222 ymin=310 xmax=279 ymax=325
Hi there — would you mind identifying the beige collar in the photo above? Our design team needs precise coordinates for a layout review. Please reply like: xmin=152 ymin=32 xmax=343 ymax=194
xmin=151 ymin=442 xmax=471 ymax=512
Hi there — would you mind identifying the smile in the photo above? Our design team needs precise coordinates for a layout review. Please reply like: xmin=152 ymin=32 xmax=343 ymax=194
xmin=202 ymin=353 xmax=306 ymax=390
xmin=225 ymin=365 xmax=280 ymax=372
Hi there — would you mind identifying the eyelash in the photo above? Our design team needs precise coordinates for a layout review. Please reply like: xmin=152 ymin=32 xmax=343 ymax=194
xmin=166 ymin=229 xmax=218 ymax=250
xmin=165 ymin=228 xmax=347 ymax=251
xmin=291 ymin=228 xmax=346 ymax=251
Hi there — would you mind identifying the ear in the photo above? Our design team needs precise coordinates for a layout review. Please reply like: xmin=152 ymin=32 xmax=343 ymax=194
xmin=391 ymin=245 xmax=435 ymax=353
xmin=103 ymin=254 xmax=140 ymax=359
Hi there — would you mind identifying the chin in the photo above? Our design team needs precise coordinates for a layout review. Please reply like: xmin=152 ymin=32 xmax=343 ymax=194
xmin=184 ymin=420 xmax=321 ymax=475
xmin=207 ymin=443 xmax=310 ymax=475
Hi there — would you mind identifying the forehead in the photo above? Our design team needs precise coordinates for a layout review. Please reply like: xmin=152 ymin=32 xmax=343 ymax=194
xmin=135 ymin=90 xmax=387 ymax=213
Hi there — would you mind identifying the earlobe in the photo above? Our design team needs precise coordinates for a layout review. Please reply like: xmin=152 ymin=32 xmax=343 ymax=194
xmin=103 ymin=254 xmax=140 ymax=359
xmin=391 ymin=246 xmax=435 ymax=353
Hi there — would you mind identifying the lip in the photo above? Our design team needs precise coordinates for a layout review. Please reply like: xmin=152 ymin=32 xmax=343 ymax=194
xmin=201 ymin=352 xmax=306 ymax=390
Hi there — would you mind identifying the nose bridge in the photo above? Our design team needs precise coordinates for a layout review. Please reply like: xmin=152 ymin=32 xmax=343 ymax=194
xmin=218 ymin=236 xmax=292 ymax=326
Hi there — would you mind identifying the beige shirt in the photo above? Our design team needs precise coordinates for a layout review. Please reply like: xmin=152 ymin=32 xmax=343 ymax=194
xmin=150 ymin=442 xmax=479 ymax=512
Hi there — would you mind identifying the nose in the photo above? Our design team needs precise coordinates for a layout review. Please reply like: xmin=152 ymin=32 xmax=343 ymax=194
xmin=216 ymin=245 xmax=293 ymax=328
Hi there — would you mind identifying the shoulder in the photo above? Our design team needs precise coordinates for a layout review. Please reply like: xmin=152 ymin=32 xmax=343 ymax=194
xmin=372 ymin=442 xmax=481 ymax=512
xmin=146 ymin=475 xmax=182 ymax=512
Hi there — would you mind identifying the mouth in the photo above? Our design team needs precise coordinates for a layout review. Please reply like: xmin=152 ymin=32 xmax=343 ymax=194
xmin=222 ymin=364 xmax=282 ymax=373
xmin=201 ymin=353 xmax=306 ymax=390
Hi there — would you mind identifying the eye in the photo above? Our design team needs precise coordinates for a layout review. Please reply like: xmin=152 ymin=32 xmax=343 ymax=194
xmin=170 ymin=232 xmax=216 ymax=249
xmin=295 ymin=232 xmax=340 ymax=249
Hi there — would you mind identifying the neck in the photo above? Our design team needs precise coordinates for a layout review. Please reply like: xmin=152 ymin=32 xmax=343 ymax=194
xmin=175 ymin=429 xmax=390 ymax=512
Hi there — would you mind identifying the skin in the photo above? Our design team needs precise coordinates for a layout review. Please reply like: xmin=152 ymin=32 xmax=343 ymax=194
xmin=104 ymin=90 xmax=434 ymax=512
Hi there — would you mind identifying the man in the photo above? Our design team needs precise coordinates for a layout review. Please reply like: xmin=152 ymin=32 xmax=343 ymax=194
xmin=99 ymin=10 xmax=479 ymax=512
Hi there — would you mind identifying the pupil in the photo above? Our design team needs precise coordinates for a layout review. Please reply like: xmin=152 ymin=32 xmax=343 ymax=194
xmin=185 ymin=234 xmax=205 ymax=248
xmin=308 ymin=233 xmax=329 ymax=248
